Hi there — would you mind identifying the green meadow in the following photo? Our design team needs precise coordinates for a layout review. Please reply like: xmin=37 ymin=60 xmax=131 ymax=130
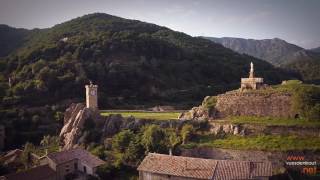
xmin=100 ymin=111 xmax=182 ymax=120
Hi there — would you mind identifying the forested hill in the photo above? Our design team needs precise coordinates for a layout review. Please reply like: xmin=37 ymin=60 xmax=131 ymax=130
xmin=0 ymin=24 xmax=31 ymax=57
xmin=0 ymin=13 xmax=297 ymax=109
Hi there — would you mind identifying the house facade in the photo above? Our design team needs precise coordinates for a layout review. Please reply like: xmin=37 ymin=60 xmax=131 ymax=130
xmin=1 ymin=148 xmax=105 ymax=180
xmin=46 ymin=148 xmax=105 ymax=180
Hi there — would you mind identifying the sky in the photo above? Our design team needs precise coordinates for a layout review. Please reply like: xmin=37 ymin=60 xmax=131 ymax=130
xmin=0 ymin=0 xmax=319 ymax=49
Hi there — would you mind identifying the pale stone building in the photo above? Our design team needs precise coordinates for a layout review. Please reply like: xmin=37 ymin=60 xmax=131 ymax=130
xmin=46 ymin=148 xmax=105 ymax=180
xmin=240 ymin=62 xmax=264 ymax=91
xmin=85 ymin=81 xmax=98 ymax=109
xmin=1 ymin=148 xmax=105 ymax=180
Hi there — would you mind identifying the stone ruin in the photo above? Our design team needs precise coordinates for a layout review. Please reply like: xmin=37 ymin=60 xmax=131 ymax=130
xmin=240 ymin=62 xmax=267 ymax=91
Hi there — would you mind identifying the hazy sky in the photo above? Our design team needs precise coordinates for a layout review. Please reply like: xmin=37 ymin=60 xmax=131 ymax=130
xmin=1 ymin=0 xmax=319 ymax=49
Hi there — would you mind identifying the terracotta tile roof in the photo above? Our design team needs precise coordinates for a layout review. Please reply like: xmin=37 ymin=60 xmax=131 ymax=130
xmin=3 ymin=165 xmax=55 ymax=180
xmin=47 ymin=148 xmax=105 ymax=167
xmin=0 ymin=149 xmax=22 ymax=165
xmin=138 ymin=153 xmax=218 ymax=179
xmin=250 ymin=161 xmax=273 ymax=177
xmin=213 ymin=160 xmax=272 ymax=179
xmin=138 ymin=153 xmax=272 ymax=180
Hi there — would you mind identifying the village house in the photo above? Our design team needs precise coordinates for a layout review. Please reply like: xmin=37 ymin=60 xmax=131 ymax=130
xmin=138 ymin=153 xmax=273 ymax=180
xmin=1 ymin=148 xmax=105 ymax=180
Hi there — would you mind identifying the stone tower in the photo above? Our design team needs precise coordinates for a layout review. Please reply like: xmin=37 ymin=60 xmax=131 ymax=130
xmin=240 ymin=62 xmax=264 ymax=91
xmin=85 ymin=81 xmax=98 ymax=109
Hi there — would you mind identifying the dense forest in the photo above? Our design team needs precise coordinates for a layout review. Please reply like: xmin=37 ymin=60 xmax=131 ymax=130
xmin=284 ymin=57 xmax=320 ymax=84
xmin=0 ymin=13 xmax=298 ymax=149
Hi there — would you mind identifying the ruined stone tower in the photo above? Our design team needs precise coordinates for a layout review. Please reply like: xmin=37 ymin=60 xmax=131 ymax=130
xmin=85 ymin=81 xmax=98 ymax=109
xmin=240 ymin=62 xmax=264 ymax=91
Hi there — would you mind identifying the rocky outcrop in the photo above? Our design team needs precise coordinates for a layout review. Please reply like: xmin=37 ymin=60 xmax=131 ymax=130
xmin=59 ymin=103 xmax=102 ymax=150
xmin=179 ymin=106 xmax=209 ymax=121
xmin=209 ymin=122 xmax=246 ymax=136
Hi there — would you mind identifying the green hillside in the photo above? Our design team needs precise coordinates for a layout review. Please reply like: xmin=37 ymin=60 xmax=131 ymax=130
xmin=284 ymin=57 xmax=320 ymax=84
xmin=0 ymin=13 xmax=297 ymax=108
xmin=0 ymin=13 xmax=298 ymax=149
xmin=0 ymin=24 xmax=30 ymax=57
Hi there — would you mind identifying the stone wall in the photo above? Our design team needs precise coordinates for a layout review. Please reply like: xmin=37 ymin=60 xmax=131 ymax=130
xmin=208 ymin=121 xmax=320 ymax=137
xmin=214 ymin=91 xmax=296 ymax=118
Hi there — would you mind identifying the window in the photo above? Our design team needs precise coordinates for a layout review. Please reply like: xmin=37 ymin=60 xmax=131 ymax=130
xmin=74 ymin=162 xmax=78 ymax=170
xmin=83 ymin=166 xmax=87 ymax=173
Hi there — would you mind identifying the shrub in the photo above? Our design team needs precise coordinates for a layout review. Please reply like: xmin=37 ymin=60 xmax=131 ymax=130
xmin=141 ymin=125 xmax=168 ymax=153
xmin=180 ymin=124 xmax=195 ymax=144
xmin=112 ymin=130 xmax=135 ymax=153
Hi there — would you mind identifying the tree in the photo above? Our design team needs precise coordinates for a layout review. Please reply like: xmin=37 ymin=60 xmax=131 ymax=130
xmin=112 ymin=130 xmax=135 ymax=153
xmin=40 ymin=135 xmax=59 ymax=154
xmin=123 ymin=135 xmax=145 ymax=165
xmin=21 ymin=142 xmax=36 ymax=169
xmin=90 ymin=145 xmax=106 ymax=159
xmin=141 ymin=125 xmax=168 ymax=153
xmin=54 ymin=111 xmax=64 ymax=122
xmin=166 ymin=129 xmax=181 ymax=155
xmin=180 ymin=124 xmax=194 ymax=144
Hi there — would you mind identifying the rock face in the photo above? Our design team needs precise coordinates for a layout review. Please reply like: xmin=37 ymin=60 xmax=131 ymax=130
xmin=179 ymin=106 xmax=210 ymax=121
xmin=209 ymin=122 xmax=245 ymax=136
xmin=215 ymin=91 xmax=295 ymax=118
xmin=59 ymin=103 xmax=102 ymax=150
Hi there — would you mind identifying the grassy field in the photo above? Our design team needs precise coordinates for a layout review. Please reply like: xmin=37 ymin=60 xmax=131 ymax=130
xmin=100 ymin=110 xmax=182 ymax=120
xmin=183 ymin=134 xmax=320 ymax=151
xmin=230 ymin=116 xmax=320 ymax=127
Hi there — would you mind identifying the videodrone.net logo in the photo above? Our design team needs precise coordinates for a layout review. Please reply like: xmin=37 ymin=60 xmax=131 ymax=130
xmin=286 ymin=155 xmax=319 ymax=176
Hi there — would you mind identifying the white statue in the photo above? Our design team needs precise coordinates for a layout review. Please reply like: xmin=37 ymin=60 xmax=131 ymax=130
xmin=249 ymin=62 xmax=254 ymax=78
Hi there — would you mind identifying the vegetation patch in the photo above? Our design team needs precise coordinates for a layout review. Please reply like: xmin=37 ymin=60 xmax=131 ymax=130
xmin=185 ymin=134 xmax=320 ymax=151
xmin=230 ymin=116 xmax=320 ymax=127
xmin=201 ymin=96 xmax=217 ymax=109
xmin=100 ymin=111 xmax=181 ymax=120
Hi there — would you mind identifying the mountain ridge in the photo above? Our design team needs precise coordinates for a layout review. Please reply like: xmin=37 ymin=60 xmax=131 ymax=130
xmin=202 ymin=36 xmax=307 ymax=66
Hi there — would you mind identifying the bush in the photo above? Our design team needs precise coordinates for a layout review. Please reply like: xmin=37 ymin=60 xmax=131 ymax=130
xmin=292 ymin=84 xmax=320 ymax=120
xmin=89 ymin=145 xmax=106 ymax=159
xmin=141 ymin=125 xmax=169 ymax=153
xmin=180 ymin=124 xmax=195 ymax=144
xmin=202 ymin=96 xmax=217 ymax=109
xmin=112 ymin=130 xmax=135 ymax=153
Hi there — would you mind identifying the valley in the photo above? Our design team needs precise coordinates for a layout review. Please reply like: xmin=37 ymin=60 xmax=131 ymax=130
xmin=0 ymin=11 xmax=319 ymax=180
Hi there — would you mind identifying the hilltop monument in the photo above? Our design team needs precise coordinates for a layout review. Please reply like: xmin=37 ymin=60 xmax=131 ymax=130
xmin=240 ymin=62 xmax=264 ymax=91
xmin=85 ymin=81 xmax=98 ymax=109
